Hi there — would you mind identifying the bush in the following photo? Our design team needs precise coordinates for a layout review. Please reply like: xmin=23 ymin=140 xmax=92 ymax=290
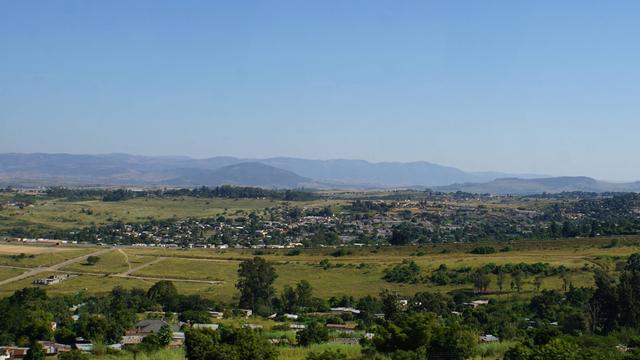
xmin=470 ymin=246 xmax=496 ymax=254
xmin=383 ymin=261 xmax=422 ymax=283
xmin=297 ymin=322 xmax=329 ymax=346
xmin=286 ymin=249 xmax=301 ymax=256
xmin=306 ymin=349 xmax=348 ymax=360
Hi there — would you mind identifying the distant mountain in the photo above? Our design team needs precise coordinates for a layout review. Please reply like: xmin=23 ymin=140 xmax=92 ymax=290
xmin=0 ymin=152 xmax=556 ymax=189
xmin=437 ymin=176 xmax=640 ymax=195
xmin=257 ymin=157 xmax=532 ymax=187
xmin=163 ymin=162 xmax=313 ymax=188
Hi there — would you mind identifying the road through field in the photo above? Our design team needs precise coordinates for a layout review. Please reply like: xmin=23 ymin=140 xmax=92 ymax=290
xmin=0 ymin=248 xmax=113 ymax=286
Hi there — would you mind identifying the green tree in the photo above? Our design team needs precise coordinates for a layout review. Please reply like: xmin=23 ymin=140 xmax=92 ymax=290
xmin=58 ymin=350 xmax=89 ymax=360
xmin=512 ymin=270 xmax=524 ymax=293
xmin=473 ymin=271 xmax=491 ymax=293
xmin=296 ymin=280 xmax=313 ymax=309
xmin=147 ymin=280 xmax=178 ymax=309
xmin=497 ymin=269 xmax=506 ymax=293
xmin=236 ymin=257 xmax=278 ymax=313
xmin=85 ymin=256 xmax=100 ymax=265
xmin=533 ymin=276 xmax=544 ymax=292
xmin=157 ymin=323 xmax=173 ymax=346
xmin=24 ymin=342 xmax=45 ymax=360
xmin=531 ymin=338 xmax=579 ymax=360
xmin=297 ymin=322 xmax=329 ymax=346
xmin=504 ymin=344 xmax=532 ymax=360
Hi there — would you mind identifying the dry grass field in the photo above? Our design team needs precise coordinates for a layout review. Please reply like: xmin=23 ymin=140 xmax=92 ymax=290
xmin=0 ymin=236 xmax=637 ymax=304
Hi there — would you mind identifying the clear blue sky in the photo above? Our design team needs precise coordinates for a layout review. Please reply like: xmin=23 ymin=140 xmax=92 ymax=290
xmin=1 ymin=1 xmax=639 ymax=180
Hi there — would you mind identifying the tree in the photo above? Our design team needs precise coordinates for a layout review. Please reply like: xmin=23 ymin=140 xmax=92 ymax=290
xmin=236 ymin=257 xmax=278 ymax=313
xmin=85 ymin=256 xmax=100 ymax=265
xmin=280 ymin=285 xmax=298 ymax=313
xmin=504 ymin=344 xmax=532 ymax=360
xmin=297 ymin=322 xmax=329 ymax=346
xmin=184 ymin=329 xmax=215 ymax=360
xmin=531 ymin=338 xmax=579 ymax=360
xmin=147 ymin=280 xmax=178 ymax=309
xmin=497 ymin=269 xmax=506 ymax=293
xmin=296 ymin=280 xmax=313 ymax=309
xmin=590 ymin=270 xmax=617 ymax=334
xmin=512 ymin=270 xmax=524 ymax=293
xmin=430 ymin=324 xmax=478 ymax=360
xmin=473 ymin=271 xmax=491 ymax=293
xmin=58 ymin=350 xmax=89 ymax=360
xmin=24 ymin=342 xmax=45 ymax=360
xmin=157 ymin=323 xmax=173 ymax=346
xmin=533 ymin=276 xmax=544 ymax=292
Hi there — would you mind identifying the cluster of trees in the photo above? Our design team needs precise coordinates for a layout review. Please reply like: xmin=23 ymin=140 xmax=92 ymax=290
xmin=0 ymin=280 xmax=217 ymax=349
xmin=44 ymin=185 xmax=317 ymax=202
xmin=185 ymin=327 xmax=278 ymax=360
xmin=383 ymin=260 xmax=422 ymax=283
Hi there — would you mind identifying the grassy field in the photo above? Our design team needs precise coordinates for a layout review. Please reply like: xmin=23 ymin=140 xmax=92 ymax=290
xmin=61 ymin=249 xmax=155 ymax=274
xmin=0 ymin=196 xmax=307 ymax=231
xmin=0 ymin=267 xmax=25 ymax=281
xmin=0 ymin=237 xmax=639 ymax=302
xmin=0 ymin=245 xmax=94 ymax=267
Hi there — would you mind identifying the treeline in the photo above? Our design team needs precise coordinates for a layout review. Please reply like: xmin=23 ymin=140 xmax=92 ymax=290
xmin=44 ymin=185 xmax=318 ymax=202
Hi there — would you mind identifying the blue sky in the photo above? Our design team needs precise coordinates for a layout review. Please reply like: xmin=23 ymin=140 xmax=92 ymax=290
xmin=1 ymin=1 xmax=639 ymax=180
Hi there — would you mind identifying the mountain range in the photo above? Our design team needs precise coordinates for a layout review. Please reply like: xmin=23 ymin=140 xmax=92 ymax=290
xmin=0 ymin=153 xmax=638 ymax=194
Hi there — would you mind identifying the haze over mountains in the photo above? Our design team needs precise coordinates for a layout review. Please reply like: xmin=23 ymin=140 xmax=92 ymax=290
xmin=0 ymin=153 xmax=639 ymax=194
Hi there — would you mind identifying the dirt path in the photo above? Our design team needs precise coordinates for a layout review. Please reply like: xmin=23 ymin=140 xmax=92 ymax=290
xmin=115 ymin=256 xmax=167 ymax=277
xmin=118 ymin=248 xmax=132 ymax=272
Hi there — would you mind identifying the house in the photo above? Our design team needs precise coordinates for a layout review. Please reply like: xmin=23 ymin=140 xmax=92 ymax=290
xmin=38 ymin=341 xmax=71 ymax=356
xmin=326 ymin=324 xmax=357 ymax=334
xmin=238 ymin=309 xmax=253 ymax=317
xmin=0 ymin=347 xmax=29 ymax=359
xmin=33 ymin=274 xmax=70 ymax=286
xmin=129 ymin=320 xmax=180 ymax=335
xmin=171 ymin=332 xmax=185 ymax=347
xmin=75 ymin=343 xmax=94 ymax=352
xmin=208 ymin=311 xmax=224 ymax=319
xmin=480 ymin=334 xmax=499 ymax=342
xmin=330 ymin=307 xmax=361 ymax=315
xmin=243 ymin=324 xmax=263 ymax=330
xmin=121 ymin=335 xmax=144 ymax=346
xmin=284 ymin=313 xmax=299 ymax=320
xmin=465 ymin=299 xmax=490 ymax=308
xmin=193 ymin=324 xmax=219 ymax=330
xmin=289 ymin=324 xmax=306 ymax=331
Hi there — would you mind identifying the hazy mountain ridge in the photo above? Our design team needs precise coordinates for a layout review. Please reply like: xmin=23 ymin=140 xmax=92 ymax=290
xmin=1 ymin=153 xmax=637 ymax=193
xmin=437 ymin=176 xmax=640 ymax=195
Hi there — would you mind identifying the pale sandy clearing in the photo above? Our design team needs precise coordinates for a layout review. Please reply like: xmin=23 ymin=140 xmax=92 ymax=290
xmin=0 ymin=244 xmax=73 ymax=255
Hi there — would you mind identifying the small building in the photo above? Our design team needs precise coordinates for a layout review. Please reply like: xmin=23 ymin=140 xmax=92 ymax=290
xmin=480 ymin=334 xmax=499 ymax=342
xmin=326 ymin=324 xmax=357 ymax=334
xmin=330 ymin=307 xmax=361 ymax=315
xmin=193 ymin=324 xmax=219 ymax=331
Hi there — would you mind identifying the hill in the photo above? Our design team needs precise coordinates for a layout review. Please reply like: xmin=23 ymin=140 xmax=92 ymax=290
xmin=163 ymin=162 xmax=313 ymax=188
xmin=0 ymin=153 xmax=542 ymax=188
xmin=437 ymin=176 xmax=640 ymax=195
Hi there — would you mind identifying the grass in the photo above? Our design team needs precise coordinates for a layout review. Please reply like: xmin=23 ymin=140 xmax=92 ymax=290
xmin=62 ymin=249 xmax=155 ymax=274
xmin=89 ymin=348 xmax=185 ymax=360
xmin=0 ymin=236 xmax=639 ymax=302
xmin=0 ymin=247 xmax=94 ymax=267
xmin=278 ymin=343 xmax=362 ymax=360
xmin=0 ymin=196 xmax=347 ymax=233
xmin=0 ymin=267 xmax=25 ymax=281
xmin=0 ymin=196 xmax=282 ymax=231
